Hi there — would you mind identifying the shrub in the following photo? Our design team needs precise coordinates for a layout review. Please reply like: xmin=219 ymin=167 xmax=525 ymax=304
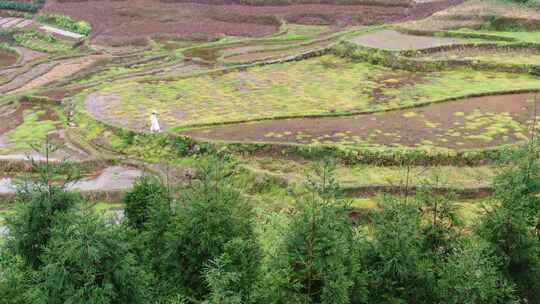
xmin=436 ymin=238 xmax=522 ymax=304
xmin=158 ymin=158 xmax=259 ymax=300
xmin=205 ymin=238 xmax=262 ymax=304
xmin=28 ymin=209 xmax=150 ymax=304
xmin=0 ymin=1 xmax=40 ymax=13
xmin=13 ymin=31 xmax=67 ymax=53
xmin=365 ymin=197 xmax=436 ymax=303
xmin=477 ymin=140 xmax=540 ymax=303
xmin=6 ymin=188 xmax=82 ymax=269
xmin=263 ymin=160 xmax=368 ymax=304
xmin=124 ymin=175 xmax=169 ymax=230
xmin=37 ymin=14 xmax=92 ymax=36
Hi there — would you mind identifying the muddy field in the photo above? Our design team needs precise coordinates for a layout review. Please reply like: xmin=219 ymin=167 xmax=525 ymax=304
xmin=183 ymin=93 xmax=540 ymax=150
xmin=0 ymin=49 xmax=18 ymax=68
xmin=0 ymin=166 xmax=142 ymax=195
xmin=42 ymin=0 xmax=462 ymax=44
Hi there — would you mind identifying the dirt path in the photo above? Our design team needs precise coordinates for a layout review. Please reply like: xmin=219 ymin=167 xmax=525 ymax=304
xmin=183 ymin=93 xmax=539 ymax=150
xmin=350 ymin=29 xmax=458 ymax=50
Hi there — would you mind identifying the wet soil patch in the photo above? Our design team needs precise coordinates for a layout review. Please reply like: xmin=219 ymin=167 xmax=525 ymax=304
xmin=11 ymin=56 xmax=105 ymax=94
xmin=223 ymin=38 xmax=334 ymax=62
xmin=0 ymin=101 xmax=32 ymax=136
xmin=15 ymin=47 xmax=47 ymax=64
xmin=0 ymin=61 xmax=58 ymax=93
xmin=0 ymin=49 xmax=18 ymax=68
xmin=0 ymin=166 xmax=143 ymax=195
xmin=184 ymin=43 xmax=244 ymax=62
xmin=183 ymin=93 xmax=540 ymax=150
xmin=36 ymin=86 xmax=86 ymax=101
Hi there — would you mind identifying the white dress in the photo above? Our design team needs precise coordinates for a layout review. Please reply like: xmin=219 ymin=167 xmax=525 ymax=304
xmin=150 ymin=114 xmax=161 ymax=133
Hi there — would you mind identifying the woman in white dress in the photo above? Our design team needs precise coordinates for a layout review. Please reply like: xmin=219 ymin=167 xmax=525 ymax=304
xmin=150 ymin=111 xmax=161 ymax=133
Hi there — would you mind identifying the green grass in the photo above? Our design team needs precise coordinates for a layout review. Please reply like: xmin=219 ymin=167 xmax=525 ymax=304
xmin=420 ymin=46 xmax=540 ymax=65
xmin=453 ymin=29 xmax=540 ymax=44
xmin=351 ymin=197 xmax=486 ymax=227
xmin=261 ymin=24 xmax=330 ymax=42
xmin=242 ymin=157 xmax=496 ymax=188
xmin=92 ymin=55 xmax=540 ymax=129
xmin=0 ymin=109 xmax=58 ymax=153
xmin=92 ymin=201 xmax=124 ymax=212
xmin=14 ymin=31 xmax=74 ymax=54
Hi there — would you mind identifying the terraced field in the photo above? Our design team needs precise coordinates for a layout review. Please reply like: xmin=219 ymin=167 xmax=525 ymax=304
xmin=0 ymin=49 xmax=18 ymax=68
xmin=42 ymin=0 xmax=460 ymax=44
xmin=84 ymin=55 xmax=540 ymax=131
xmin=184 ymin=93 xmax=538 ymax=149
xmin=2 ymin=0 xmax=540 ymax=235
xmin=416 ymin=46 xmax=540 ymax=65
xmin=350 ymin=29 xmax=459 ymax=50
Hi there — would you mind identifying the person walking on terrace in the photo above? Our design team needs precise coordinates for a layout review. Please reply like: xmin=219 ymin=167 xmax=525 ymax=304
xmin=150 ymin=111 xmax=161 ymax=133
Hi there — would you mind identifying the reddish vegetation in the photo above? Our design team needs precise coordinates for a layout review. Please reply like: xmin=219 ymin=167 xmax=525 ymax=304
xmin=43 ymin=0 xmax=463 ymax=44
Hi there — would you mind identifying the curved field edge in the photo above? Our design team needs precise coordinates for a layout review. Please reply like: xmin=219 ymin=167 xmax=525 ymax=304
xmin=181 ymin=25 xmax=378 ymax=64
xmin=71 ymin=91 xmax=527 ymax=166
xmin=334 ymin=40 xmax=540 ymax=74
xmin=81 ymin=58 xmax=540 ymax=131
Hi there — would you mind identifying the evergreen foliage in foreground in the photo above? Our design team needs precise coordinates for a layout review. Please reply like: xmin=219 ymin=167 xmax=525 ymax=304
xmin=0 ymin=144 xmax=539 ymax=303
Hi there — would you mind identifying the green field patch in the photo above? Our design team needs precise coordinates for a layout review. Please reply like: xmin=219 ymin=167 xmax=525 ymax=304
xmin=14 ymin=31 xmax=74 ymax=53
xmin=183 ymin=92 xmax=538 ymax=150
xmin=419 ymin=46 xmax=540 ymax=65
xmin=243 ymin=157 xmax=495 ymax=189
xmin=0 ymin=106 xmax=60 ymax=153
xmin=89 ymin=55 xmax=540 ymax=131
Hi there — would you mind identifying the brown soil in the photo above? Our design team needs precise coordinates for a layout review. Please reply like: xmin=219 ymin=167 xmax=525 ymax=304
xmin=223 ymin=38 xmax=334 ymax=62
xmin=0 ymin=61 xmax=58 ymax=93
xmin=11 ymin=55 xmax=106 ymax=94
xmin=184 ymin=43 xmax=244 ymax=61
xmin=0 ymin=102 xmax=31 ymax=136
xmin=219 ymin=43 xmax=295 ymax=57
xmin=15 ymin=47 xmax=47 ymax=64
xmin=37 ymin=86 xmax=86 ymax=100
xmin=0 ymin=49 xmax=19 ymax=68
xmin=182 ymin=93 xmax=540 ymax=150
xmin=42 ymin=0 xmax=463 ymax=44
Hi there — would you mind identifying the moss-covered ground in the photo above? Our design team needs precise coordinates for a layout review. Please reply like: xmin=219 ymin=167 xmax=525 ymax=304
xmin=242 ymin=156 xmax=495 ymax=188
xmin=0 ymin=106 xmax=60 ymax=154
xmin=88 ymin=55 xmax=540 ymax=130
xmin=416 ymin=46 xmax=540 ymax=65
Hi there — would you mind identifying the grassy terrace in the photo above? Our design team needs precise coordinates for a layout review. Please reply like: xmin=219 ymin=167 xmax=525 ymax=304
xmin=91 ymin=55 xmax=540 ymax=130
xmin=243 ymin=157 xmax=496 ymax=188
xmin=417 ymin=46 xmax=540 ymax=65
xmin=0 ymin=106 xmax=61 ymax=154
